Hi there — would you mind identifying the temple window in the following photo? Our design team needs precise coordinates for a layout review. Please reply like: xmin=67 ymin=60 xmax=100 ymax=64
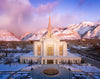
xmin=47 ymin=46 xmax=54 ymax=56
xmin=37 ymin=45 xmax=41 ymax=56
xmin=59 ymin=45 xmax=63 ymax=56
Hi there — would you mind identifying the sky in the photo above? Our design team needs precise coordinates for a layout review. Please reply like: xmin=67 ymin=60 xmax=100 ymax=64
xmin=0 ymin=0 xmax=100 ymax=37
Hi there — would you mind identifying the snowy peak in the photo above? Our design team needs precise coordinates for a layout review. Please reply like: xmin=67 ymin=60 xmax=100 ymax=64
xmin=21 ymin=21 xmax=100 ymax=41
xmin=67 ymin=21 xmax=100 ymax=37
xmin=57 ymin=29 xmax=81 ymax=40
xmin=0 ymin=30 xmax=20 ymax=41
xmin=83 ymin=25 xmax=100 ymax=39
xmin=80 ymin=21 xmax=94 ymax=26
xmin=1 ymin=21 xmax=100 ymax=41
xmin=21 ymin=27 xmax=81 ymax=41
xmin=21 ymin=33 xmax=34 ymax=41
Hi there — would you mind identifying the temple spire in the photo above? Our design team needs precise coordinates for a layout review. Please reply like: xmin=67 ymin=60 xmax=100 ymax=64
xmin=48 ymin=11 xmax=52 ymax=38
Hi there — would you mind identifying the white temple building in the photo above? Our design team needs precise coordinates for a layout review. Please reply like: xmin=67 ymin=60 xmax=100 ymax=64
xmin=20 ymin=13 xmax=81 ymax=64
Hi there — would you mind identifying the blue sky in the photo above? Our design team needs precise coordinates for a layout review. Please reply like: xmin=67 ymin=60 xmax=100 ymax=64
xmin=0 ymin=0 xmax=100 ymax=36
xmin=29 ymin=0 xmax=100 ymax=22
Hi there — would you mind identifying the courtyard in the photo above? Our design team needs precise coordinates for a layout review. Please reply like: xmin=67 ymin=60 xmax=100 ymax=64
xmin=30 ymin=64 xmax=72 ymax=79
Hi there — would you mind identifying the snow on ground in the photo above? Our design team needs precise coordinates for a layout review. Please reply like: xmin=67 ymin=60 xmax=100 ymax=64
xmin=13 ymin=53 xmax=25 ymax=57
xmin=11 ymin=71 xmax=30 ymax=78
xmin=93 ymin=75 xmax=100 ymax=79
xmin=59 ymin=65 xmax=81 ymax=71
xmin=6 ymin=53 xmax=25 ymax=58
xmin=60 ymin=64 xmax=100 ymax=73
xmin=72 ymin=46 xmax=89 ymax=50
xmin=72 ymin=64 xmax=100 ymax=73
xmin=0 ymin=64 xmax=28 ymax=71
xmin=22 ymin=64 xmax=41 ymax=71
xmin=6 ymin=52 xmax=33 ymax=58
xmin=12 ymin=73 xmax=28 ymax=79
xmin=21 ymin=52 xmax=34 ymax=57
xmin=0 ymin=74 xmax=10 ymax=79
xmin=12 ymin=53 xmax=26 ymax=58
xmin=67 ymin=52 xmax=81 ymax=57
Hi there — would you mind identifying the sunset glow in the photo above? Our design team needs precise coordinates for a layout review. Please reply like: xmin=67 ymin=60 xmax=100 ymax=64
xmin=0 ymin=0 xmax=100 ymax=36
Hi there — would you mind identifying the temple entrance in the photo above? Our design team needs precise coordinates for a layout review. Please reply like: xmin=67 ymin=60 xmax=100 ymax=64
xmin=47 ymin=60 xmax=54 ymax=64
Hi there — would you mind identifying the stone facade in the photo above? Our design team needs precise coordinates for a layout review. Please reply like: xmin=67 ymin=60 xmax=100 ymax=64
xmin=34 ymin=37 xmax=67 ymax=57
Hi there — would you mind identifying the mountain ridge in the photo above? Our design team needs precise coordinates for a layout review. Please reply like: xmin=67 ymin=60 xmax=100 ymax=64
xmin=21 ymin=21 xmax=100 ymax=41
xmin=0 ymin=21 xmax=100 ymax=41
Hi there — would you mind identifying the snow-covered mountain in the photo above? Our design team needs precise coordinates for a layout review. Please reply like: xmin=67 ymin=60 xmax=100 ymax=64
xmin=83 ymin=25 xmax=100 ymax=39
xmin=21 ymin=27 xmax=81 ymax=41
xmin=0 ymin=30 xmax=20 ymax=41
xmin=21 ymin=32 xmax=34 ymax=41
xmin=67 ymin=21 xmax=98 ymax=36
xmin=21 ymin=21 xmax=100 ymax=41
xmin=0 ymin=21 xmax=100 ymax=41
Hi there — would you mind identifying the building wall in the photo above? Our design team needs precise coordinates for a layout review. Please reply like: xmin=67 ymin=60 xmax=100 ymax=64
xmin=34 ymin=42 xmax=42 ymax=56
xmin=20 ymin=38 xmax=81 ymax=64
xmin=34 ymin=38 xmax=67 ymax=57
xmin=20 ymin=56 xmax=81 ymax=64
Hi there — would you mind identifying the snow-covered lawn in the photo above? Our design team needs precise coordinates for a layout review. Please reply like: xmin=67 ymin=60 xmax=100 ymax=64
xmin=12 ymin=52 xmax=33 ymax=58
xmin=93 ymin=75 xmax=100 ymax=79
xmin=59 ymin=65 xmax=81 ymax=71
xmin=22 ymin=64 xmax=41 ymax=71
xmin=6 ymin=53 xmax=25 ymax=58
xmin=21 ymin=52 xmax=34 ymax=57
xmin=0 ymin=63 xmax=28 ymax=71
xmin=12 ymin=73 xmax=28 ymax=79
xmin=12 ymin=53 xmax=24 ymax=57
xmin=67 ymin=52 xmax=81 ymax=57
xmin=60 ymin=64 xmax=100 ymax=73
xmin=72 ymin=46 xmax=90 ymax=50
xmin=72 ymin=64 xmax=100 ymax=73
xmin=0 ymin=74 xmax=10 ymax=79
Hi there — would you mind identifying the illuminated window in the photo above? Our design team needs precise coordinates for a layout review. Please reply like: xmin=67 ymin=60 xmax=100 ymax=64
xmin=59 ymin=45 xmax=63 ymax=56
xmin=37 ymin=45 xmax=41 ymax=56
xmin=47 ymin=47 xmax=53 ymax=56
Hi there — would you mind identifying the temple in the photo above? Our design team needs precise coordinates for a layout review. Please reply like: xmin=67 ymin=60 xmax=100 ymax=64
xmin=20 ymin=13 xmax=81 ymax=64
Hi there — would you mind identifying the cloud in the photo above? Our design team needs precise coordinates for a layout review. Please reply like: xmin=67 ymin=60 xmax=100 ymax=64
xmin=0 ymin=0 xmax=79 ymax=37
xmin=0 ymin=14 xmax=12 ymax=26
xmin=0 ymin=0 xmax=58 ymax=36
xmin=33 ymin=2 xmax=58 ymax=15
xmin=51 ymin=12 xmax=78 ymax=27
xmin=97 ymin=19 xmax=100 ymax=22
xmin=0 ymin=0 xmax=33 ymax=35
